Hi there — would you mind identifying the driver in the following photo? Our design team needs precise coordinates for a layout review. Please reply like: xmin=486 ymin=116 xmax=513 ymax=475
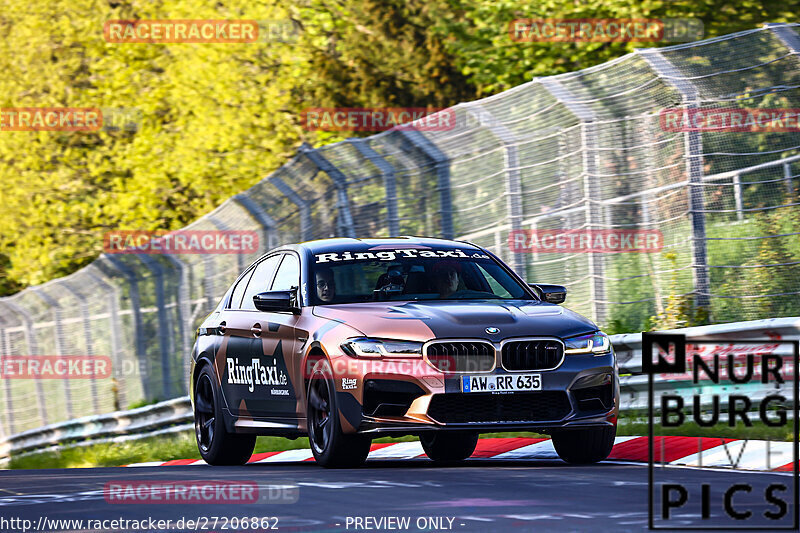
xmin=432 ymin=261 xmax=460 ymax=297
xmin=315 ymin=267 xmax=335 ymax=303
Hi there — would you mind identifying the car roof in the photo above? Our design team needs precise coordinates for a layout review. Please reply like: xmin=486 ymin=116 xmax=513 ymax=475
xmin=293 ymin=236 xmax=484 ymax=255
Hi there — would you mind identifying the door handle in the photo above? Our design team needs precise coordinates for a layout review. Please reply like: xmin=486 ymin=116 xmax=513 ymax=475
xmin=251 ymin=323 xmax=262 ymax=337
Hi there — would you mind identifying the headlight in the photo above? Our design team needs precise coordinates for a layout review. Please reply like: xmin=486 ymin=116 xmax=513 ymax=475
xmin=341 ymin=338 xmax=423 ymax=358
xmin=564 ymin=332 xmax=611 ymax=355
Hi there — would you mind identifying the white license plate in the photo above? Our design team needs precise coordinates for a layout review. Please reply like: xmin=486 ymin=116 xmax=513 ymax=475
xmin=461 ymin=373 xmax=541 ymax=393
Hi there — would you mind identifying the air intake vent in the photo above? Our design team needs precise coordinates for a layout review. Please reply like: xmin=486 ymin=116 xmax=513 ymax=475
xmin=363 ymin=379 xmax=425 ymax=418
xmin=573 ymin=383 xmax=614 ymax=412
xmin=428 ymin=391 xmax=571 ymax=423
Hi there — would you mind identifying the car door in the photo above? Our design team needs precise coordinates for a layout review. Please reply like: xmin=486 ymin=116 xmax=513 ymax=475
xmin=217 ymin=254 xmax=281 ymax=418
xmin=256 ymin=252 xmax=301 ymax=419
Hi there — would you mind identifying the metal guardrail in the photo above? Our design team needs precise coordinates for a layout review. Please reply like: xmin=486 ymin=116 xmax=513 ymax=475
xmin=0 ymin=396 xmax=191 ymax=461
xmin=1 ymin=317 xmax=798 ymax=461
xmin=614 ymin=316 xmax=800 ymax=373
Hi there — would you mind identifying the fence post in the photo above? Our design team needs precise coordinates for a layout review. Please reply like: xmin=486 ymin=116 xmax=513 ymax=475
xmin=398 ymin=130 xmax=454 ymax=239
xmin=3 ymin=300 xmax=48 ymax=426
xmin=463 ymin=103 xmax=526 ymax=276
xmin=556 ymin=129 xmax=581 ymax=288
xmin=233 ymin=193 xmax=280 ymax=251
xmin=766 ymin=25 xmax=800 ymax=200
xmin=162 ymin=254 xmax=191 ymax=394
xmin=60 ymin=281 xmax=100 ymax=413
xmin=136 ymin=255 xmax=174 ymax=400
xmin=784 ymin=162 xmax=795 ymax=197
xmin=642 ymin=114 xmax=665 ymax=316
xmin=85 ymin=268 xmax=127 ymax=409
xmin=270 ymin=175 xmax=313 ymax=241
xmin=348 ymin=138 xmax=400 ymax=237
xmin=638 ymin=48 xmax=710 ymax=311
xmin=642 ymin=114 xmax=657 ymax=227
xmin=540 ymin=77 xmax=606 ymax=325
xmin=299 ymin=143 xmax=357 ymax=238
xmin=732 ymin=173 xmax=744 ymax=221
xmin=100 ymin=255 xmax=151 ymax=400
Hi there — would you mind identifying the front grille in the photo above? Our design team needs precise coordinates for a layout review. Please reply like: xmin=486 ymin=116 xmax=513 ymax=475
xmin=427 ymin=391 xmax=571 ymax=424
xmin=425 ymin=341 xmax=495 ymax=372
xmin=501 ymin=339 xmax=563 ymax=371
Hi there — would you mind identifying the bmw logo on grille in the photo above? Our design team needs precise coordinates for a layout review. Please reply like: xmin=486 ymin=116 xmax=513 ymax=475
xmin=485 ymin=327 xmax=500 ymax=335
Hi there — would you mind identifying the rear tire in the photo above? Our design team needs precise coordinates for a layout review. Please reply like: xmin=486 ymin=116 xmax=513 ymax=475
xmin=194 ymin=364 xmax=256 ymax=466
xmin=420 ymin=431 xmax=479 ymax=463
xmin=552 ymin=425 xmax=616 ymax=464
xmin=307 ymin=359 xmax=371 ymax=468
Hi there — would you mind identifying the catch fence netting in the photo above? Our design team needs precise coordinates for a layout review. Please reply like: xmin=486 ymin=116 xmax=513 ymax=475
xmin=1 ymin=24 xmax=800 ymax=436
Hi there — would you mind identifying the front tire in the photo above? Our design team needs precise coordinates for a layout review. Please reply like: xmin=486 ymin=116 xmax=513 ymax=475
xmin=306 ymin=359 xmax=371 ymax=468
xmin=194 ymin=364 xmax=256 ymax=466
xmin=420 ymin=431 xmax=479 ymax=463
xmin=552 ymin=425 xmax=616 ymax=464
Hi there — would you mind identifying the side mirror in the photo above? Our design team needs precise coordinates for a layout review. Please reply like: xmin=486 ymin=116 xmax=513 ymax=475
xmin=528 ymin=283 xmax=567 ymax=304
xmin=253 ymin=290 xmax=300 ymax=314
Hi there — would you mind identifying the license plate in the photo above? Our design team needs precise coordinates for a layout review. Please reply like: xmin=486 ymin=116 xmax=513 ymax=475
xmin=461 ymin=373 xmax=541 ymax=393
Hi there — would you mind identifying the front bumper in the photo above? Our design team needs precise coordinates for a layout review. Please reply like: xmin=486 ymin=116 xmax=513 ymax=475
xmin=331 ymin=349 xmax=619 ymax=435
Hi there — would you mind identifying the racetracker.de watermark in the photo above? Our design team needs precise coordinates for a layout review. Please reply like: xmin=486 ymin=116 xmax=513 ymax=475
xmin=103 ymin=230 xmax=259 ymax=255
xmin=104 ymin=20 xmax=259 ymax=43
xmin=301 ymin=108 xmax=456 ymax=132
xmin=661 ymin=107 xmax=800 ymax=132
xmin=508 ymin=229 xmax=664 ymax=253
xmin=0 ymin=107 xmax=141 ymax=132
xmin=509 ymin=18 xmax=703 ymax=42
xmin=0 ymin=355 xmax=112 ymax=379
xmin=298 ymin=357 xmax=476 ymax=380
xmin=104 ymin=480 xmax=298 ymax=504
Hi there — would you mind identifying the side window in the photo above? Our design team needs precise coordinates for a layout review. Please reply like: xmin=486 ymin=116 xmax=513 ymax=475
xmin=229 ymin=268 xmax=255 ymax=309
xmin=271 ymin=254 xmax=300 ymax=291
xmin=241 ymin=255 xmax=282 ymax=310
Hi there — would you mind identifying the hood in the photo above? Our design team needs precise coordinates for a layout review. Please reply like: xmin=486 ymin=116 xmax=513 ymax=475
xmin=312 ymin=299 xmax=597 ymax=342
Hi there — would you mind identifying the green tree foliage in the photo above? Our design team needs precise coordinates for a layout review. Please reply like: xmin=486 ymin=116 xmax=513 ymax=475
xmin=432 ymin=0 xmax=799 ymax=96
xmin=293 ymin=0 xmax=474 ymax=108
xmin=649 ymin=251 xmax=710 ymax=331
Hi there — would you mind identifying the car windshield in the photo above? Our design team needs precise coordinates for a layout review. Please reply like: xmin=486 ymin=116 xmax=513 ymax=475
xmin=309 ymin=248 xmax=533 ymax=305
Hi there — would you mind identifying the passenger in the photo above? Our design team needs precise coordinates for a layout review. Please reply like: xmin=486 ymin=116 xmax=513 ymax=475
xmin=315 ymin=267 xmax=336 ymax=303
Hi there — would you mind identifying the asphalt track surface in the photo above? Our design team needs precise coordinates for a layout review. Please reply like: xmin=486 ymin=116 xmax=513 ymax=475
xmin=0 ymin=458 xmax=796 ymax=532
